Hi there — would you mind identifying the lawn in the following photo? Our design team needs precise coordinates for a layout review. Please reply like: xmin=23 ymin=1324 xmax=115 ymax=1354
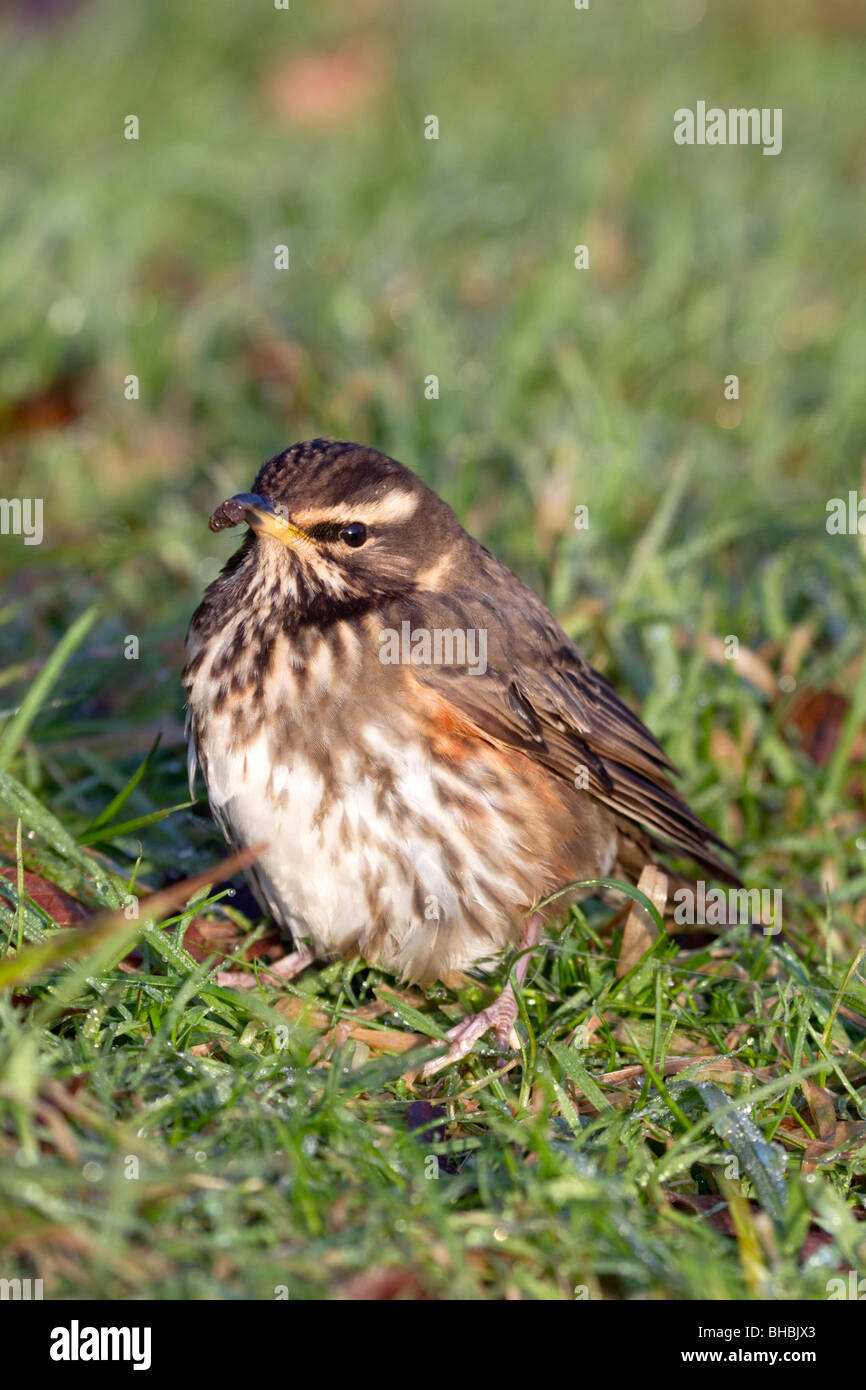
xmin=0 ymin=0 xmax=864 ymax=1300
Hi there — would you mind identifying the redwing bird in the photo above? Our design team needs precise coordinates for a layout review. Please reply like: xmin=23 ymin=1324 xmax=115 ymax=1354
xmin=184 ymin=439 xmax=736 ymax=1076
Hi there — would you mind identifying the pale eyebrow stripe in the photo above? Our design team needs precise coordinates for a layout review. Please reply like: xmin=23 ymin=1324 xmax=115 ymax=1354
xmin=292 ymin=492 xmax=420 ymax=527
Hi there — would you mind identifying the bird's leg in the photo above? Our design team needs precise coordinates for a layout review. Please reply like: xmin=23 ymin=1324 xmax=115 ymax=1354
xmin=420 ymin=912 xmax=542 ymax=1080
xmin=216 ymin=939 xmax=316 ymax=990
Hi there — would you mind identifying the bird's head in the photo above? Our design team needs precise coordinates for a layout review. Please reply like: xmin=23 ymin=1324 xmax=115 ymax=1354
xmin=208 ymin=439 xmax=462 ymax=611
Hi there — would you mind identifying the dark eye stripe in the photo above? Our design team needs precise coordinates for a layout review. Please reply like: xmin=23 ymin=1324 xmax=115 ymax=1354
xmin=306 ymin=521 xmax=347 ymax=543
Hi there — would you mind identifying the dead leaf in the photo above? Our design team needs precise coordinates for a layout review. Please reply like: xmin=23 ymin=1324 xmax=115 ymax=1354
xmin=335 ymin=1266 xmax=430 ymax=1300
xmin=0 ymin=868 xmax=89 ymax=925
xmin=702 ymin=635 xmax=778 ymax=699
xmin=261 ymin=39 xmax=389 ymax=129
xmin=784 ymin=686 xmax=849 ymax=765
xmin=182 ymin=917 xmax=282 ymax=966
xmin=801 ymin=1079 xmax=838 ymax=1141
xmin=0 ymin=374 xmax=83 ymax=437
xmin=275 ymin=993 xmax=423 ymax=1058
xmin=616 ymin=865 xmax=668 ymax=978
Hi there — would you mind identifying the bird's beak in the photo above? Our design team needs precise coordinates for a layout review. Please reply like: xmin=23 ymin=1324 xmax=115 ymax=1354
xmin=209 ymin=493 xmax=312 ymax=546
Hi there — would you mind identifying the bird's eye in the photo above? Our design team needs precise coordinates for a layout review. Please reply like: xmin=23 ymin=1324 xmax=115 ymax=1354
xmin=340 ymin=522 xmax=367 ymax=548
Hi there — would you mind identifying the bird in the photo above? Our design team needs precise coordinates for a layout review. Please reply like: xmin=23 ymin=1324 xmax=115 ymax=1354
xmin=183 ymin=438 xmax=737 ymax=1077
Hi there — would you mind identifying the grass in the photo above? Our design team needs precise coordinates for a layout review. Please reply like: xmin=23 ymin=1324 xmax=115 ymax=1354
xmin=0 ymin=0 xmax=864 ymax=1299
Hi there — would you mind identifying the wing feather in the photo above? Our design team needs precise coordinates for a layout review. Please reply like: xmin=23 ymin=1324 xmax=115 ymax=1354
xmin=389 ymin=566 xmax=737 ymax=884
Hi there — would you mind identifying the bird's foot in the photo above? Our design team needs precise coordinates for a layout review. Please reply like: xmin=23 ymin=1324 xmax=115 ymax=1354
xmin=418 ymin=911 xmax=542 ymax=1080
xmin=215 ymin=941 xmax=316 ymax=990
xmin=420 ymin=983 xmax=520 ymax=1079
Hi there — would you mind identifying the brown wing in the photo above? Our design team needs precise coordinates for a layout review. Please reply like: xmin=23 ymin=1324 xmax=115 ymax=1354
xmin=384 ymin=559 xmax=738 ymax=885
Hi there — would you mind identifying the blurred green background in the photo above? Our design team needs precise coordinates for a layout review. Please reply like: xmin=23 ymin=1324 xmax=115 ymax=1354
xmin=0 ymin=0 xmax=865 ymax=1301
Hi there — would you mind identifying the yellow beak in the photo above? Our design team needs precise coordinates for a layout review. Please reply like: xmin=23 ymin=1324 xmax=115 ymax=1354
xmin=209 ymin=492 xmax=313 ymax=547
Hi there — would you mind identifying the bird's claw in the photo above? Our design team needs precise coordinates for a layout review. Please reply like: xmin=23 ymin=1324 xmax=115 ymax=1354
xmin=419 ymin=984 xmax=520 ymax=1079
xmin=214 ymin=943 xmax=315 ymax=990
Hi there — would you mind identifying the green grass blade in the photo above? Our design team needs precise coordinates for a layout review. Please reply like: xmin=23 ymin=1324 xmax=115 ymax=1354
xmin=0 ymin=604 xmax=99 ymax=775
xmin=81 ymin=732 xmax=162 ymax=834
xmin=78 ymin=800 xmax=194 ymax=847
